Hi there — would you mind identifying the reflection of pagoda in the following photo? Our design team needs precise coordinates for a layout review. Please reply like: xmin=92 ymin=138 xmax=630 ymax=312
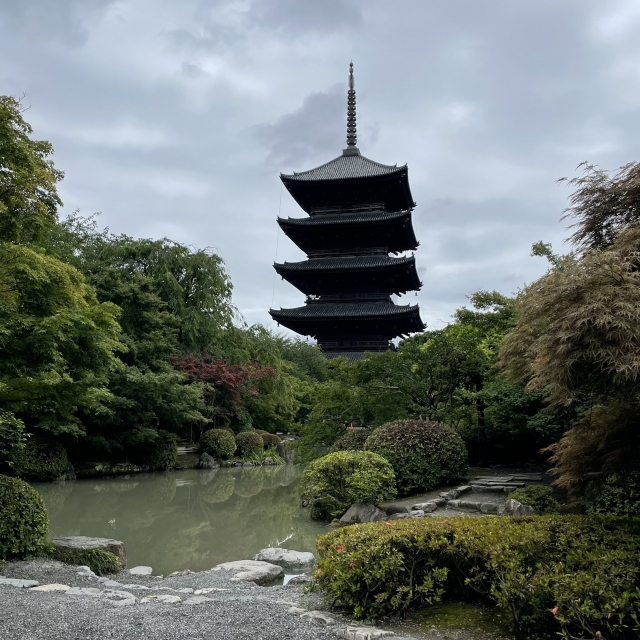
xmin=270 ymin=63 xmax=424 ymax=361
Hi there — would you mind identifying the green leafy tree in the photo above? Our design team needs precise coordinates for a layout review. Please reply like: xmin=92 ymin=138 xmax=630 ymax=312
xmin=0 ymin=96 xmax=63 ymax=244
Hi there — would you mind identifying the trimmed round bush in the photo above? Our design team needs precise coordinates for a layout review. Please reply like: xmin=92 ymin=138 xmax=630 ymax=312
xmin=235 ymin=431 xmax=263 ymax=458
xmin=0 ymin=474 xmax=49 ymax=559
xmin=365 ymin=420 xmax=467 ymax=495
xmin=11 ymin=438 xmax=67 ymax=481
xmin=201 ymin=429 xmax=236 ymax=459
xmin=330 ymin=429 xmax=370 ymax=453
xmin=509 ymin=485 xmax=561 ymax=515
xmin=261 ymin=433 xmax=281 ymax=449
xmin=301 ymin=450 xmax=397 ymax=520
xmin=135 ymin=430 xmax=178 ymax=470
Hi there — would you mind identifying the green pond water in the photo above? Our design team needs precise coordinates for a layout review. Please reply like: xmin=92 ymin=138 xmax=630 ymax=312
xmin=32 ymin=465 xmax=328 ymax=576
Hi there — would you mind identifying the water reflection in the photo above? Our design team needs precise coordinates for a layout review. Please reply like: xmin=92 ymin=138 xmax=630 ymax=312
xmin=32 ymin=466 xmax=328 ymax=576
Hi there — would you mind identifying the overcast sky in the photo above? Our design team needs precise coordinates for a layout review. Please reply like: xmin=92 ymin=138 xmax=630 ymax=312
xmin=1 ymin=0 xmax=639 ymax=335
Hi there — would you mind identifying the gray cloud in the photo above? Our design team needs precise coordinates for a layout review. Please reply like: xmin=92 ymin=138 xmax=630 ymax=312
xmin=1 ymin=0 xmax=639 ymax=337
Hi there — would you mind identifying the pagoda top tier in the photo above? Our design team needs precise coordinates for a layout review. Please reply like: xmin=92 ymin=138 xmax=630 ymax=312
xmin=280 ymin=63 xmax=415 ymax=214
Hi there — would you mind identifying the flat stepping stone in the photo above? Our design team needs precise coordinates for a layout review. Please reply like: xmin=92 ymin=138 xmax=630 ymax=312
xmin=300 ymin=610 xmax=336 ymax=626
xmin=129 ymin=565 xmax=153 ymax=575
xmin=31 ymin=583 xmax=70 ymax=592
xmin=183 ymin=596 xmax=212 ymax=605
xmin=212 ymin=559 xmax=284 ymax=585
xmin=0 ymin=578 xmax=39 ymax=588
xmin=253 ymin=548 xmax=316 ymax=570
xmin=335 ymin=626 xmax=396 ymax=639
xmin=52 ymin=536 xmax=126 ymax=568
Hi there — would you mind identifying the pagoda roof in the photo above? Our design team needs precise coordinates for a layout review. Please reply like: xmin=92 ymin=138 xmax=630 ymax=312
xmin=269 ymin=303 xmax=425 ymax=339
xmin=275 ymin=255 xmax=414 ymax=272
xmin=280 ymin=150 xmax=415 ymax=214
xmin=278 ymin=210 xmax=418 ymax=254
xmin=271 ymin=302 xmax=419 ymax=318
xmin=278 ymin=209 xmax=410 ymax=227
xmin=281 ymin=152 xmax=404 ymax=182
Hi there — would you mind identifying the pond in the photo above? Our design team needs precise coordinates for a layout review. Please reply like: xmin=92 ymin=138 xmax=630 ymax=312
xmin=32 ymin=465 xmax=329 ymax=576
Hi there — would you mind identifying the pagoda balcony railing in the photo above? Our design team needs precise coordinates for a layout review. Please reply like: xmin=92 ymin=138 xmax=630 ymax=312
xmin=310 ymin=202 xmax=386 ymax=216
xmin=306 ymin=293 xmax=391 ymax=304
xmin=306 ymin=247 xmax=388 ymax=258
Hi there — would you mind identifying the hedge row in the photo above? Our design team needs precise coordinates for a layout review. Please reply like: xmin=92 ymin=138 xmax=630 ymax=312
xmin=315 ymin=516 xmax=640 ymax=638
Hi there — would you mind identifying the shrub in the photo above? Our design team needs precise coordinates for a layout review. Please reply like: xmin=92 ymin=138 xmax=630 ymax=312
xmin=365 ymin=420 xmax=467 ymax=495
xmin=316 ymin=516 xmax=640 ymax=638
xmin=301 ymin=450 xmax=397 ymax=520
xmin=509 ymin=485 xmax=561 ymax=515
xmin=260 ymin=433 xmax=281 ymax=449
xmin=588 ymin=472 xmax=640 ymax=517
xmin=201 ymin=429 xmax=236 ymax=459
xmin=330 ymin=429 xmax=369 ymax=453
xmin=199 ymin=475 xmax=235 ymax=503
xmin=135 ymin=430 xmax=177 ymax=470
xmin=235 ymin=431 xmax=263 ymax=458
xmin=10 ymin=438 xmax=67 ymax=481
xmin=0 ymin=474 xmax=49 ymax=559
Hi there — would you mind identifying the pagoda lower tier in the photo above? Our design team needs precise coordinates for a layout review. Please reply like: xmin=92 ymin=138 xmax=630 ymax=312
xmin=274 ymin=255 xmax=421 ymax=296
xmin=270 ymin=302 xmax=425 ymax=347
xmin=278 ymin=209 xmax=418 ymax=254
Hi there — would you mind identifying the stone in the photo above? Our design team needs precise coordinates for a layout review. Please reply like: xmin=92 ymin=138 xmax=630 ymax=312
xmin=212 ymin=559 xmax=284 ymax=585
xmin=447 ymin=500 xmax=460 ymax=508
xmin=335 ymin=626 xmax=396 ymax=639
xmin=388 ymin=513 xmax=410 ymax=520
xmin=458 ymin=500 xmax=482 ymax=510
xmin=300 ymin=610 xmax=336 ymax=626
xmin=65 ymin=462 xmax=76 ymax=481
xmin=263 ymin=457 xmax=274 ymax=465
xmin=408 ymin=510 xmax=425 ymax=518
xmin=197 ymin=452 xmax=219 ymax=469
xmin=98 ymin=579 xmax=123 ymax=588
xmin=129 ymin=565 xmax=153 ymax=575
xmin=177 ymin=587 xmax=194 ymax=593
xmin=480 ymin=503 xmax=499 ymax=514
xmin=253 ymin=548 xmax=316 ymax=571
xmin=66 ymin=587 xmax=102 ymax=597
xmin=433 ymin=497 xmax=447 ymax=506
xmin=456 ymin=485 xmax=471 ymax=494
xmin=0 ymin=578 xmax=39 ymax=588
xmin=76 ymin=566 xmax=96 ymax=576
xmin=157 ymin=594 xmax=181 ymax=604
xmin=183 ymin=596 xmax=212 ymax=605
xmin=103 ymin=590 xmax=137 ymax=606
xmin=504 ymin=499 xmax=535 ymax=516
xmin=385 ymin=505 xmax=409 ymax=516
xmin=52 ymin=536 xmax=126 ymax=568
xmin=340 ymin=503 xmax=387 ymax=525
xmin=410 ymin=502 xmax=437 ymax=512
xmin=288 ymin=606 xmax=306 ymax=615
xmin=167 ymin=570 xmax=194 ymax=577
xmin=286 ymin=574 xmax=311 ymax=586
xmin=31 ymin=583 xmax=70 ymax=592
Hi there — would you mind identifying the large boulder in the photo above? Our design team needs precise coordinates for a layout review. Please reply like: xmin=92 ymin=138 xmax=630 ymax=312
xmin=197 ymin=452 xmax=219 ymax=469
xmin=339 ymin=503 xmax=387 ymax=525
xmin=52 ymin=536 xmax=126 ymax=568
xmin=253 ymin=548 xmax=316 ymax=571
xmin=504 ymin=499 xmax=535 ymax=516
xmin=211 ymin=559 xmax=283 ymax=585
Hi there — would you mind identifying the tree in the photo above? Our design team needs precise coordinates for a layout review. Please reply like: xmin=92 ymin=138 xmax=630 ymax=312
xmin=0 ymin=96 xmax=63 ymax=244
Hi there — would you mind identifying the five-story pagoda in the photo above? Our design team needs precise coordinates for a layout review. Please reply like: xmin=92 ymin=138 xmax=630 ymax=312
xmin=270 ymin=64 xmax=424 ymax=361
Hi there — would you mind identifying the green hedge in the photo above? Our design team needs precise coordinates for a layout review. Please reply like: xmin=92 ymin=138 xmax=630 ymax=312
xmin=365 ymin=420 xmax=467 ymax=495
xmin=0 ymin=474 xmax=49 ymax=559
xmin=589 ymin=472 xmax=640 ymax=517
xmin=134 ymin=430 xmax=177 ymax=470
xmin=10 ymin=438 xmax=68 ymax=481
xmin=201 ymin=429 xmax=236 ymax=459
xmin=235 ymin=431 xmax=263 ymax=458
xmin=509 ymin=485 xmax=561 ymax=515
xmin=301 ymin=450 xmax=396 ymax=521
xmin=330 ymin=429 xmax=370 ymax=453
xmin=315 ymin=516 xmax=640 ymax=638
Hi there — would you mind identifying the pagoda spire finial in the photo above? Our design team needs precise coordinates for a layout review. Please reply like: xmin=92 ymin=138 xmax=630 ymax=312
xmin=345 ymin=61 xmax=358 ymax=151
